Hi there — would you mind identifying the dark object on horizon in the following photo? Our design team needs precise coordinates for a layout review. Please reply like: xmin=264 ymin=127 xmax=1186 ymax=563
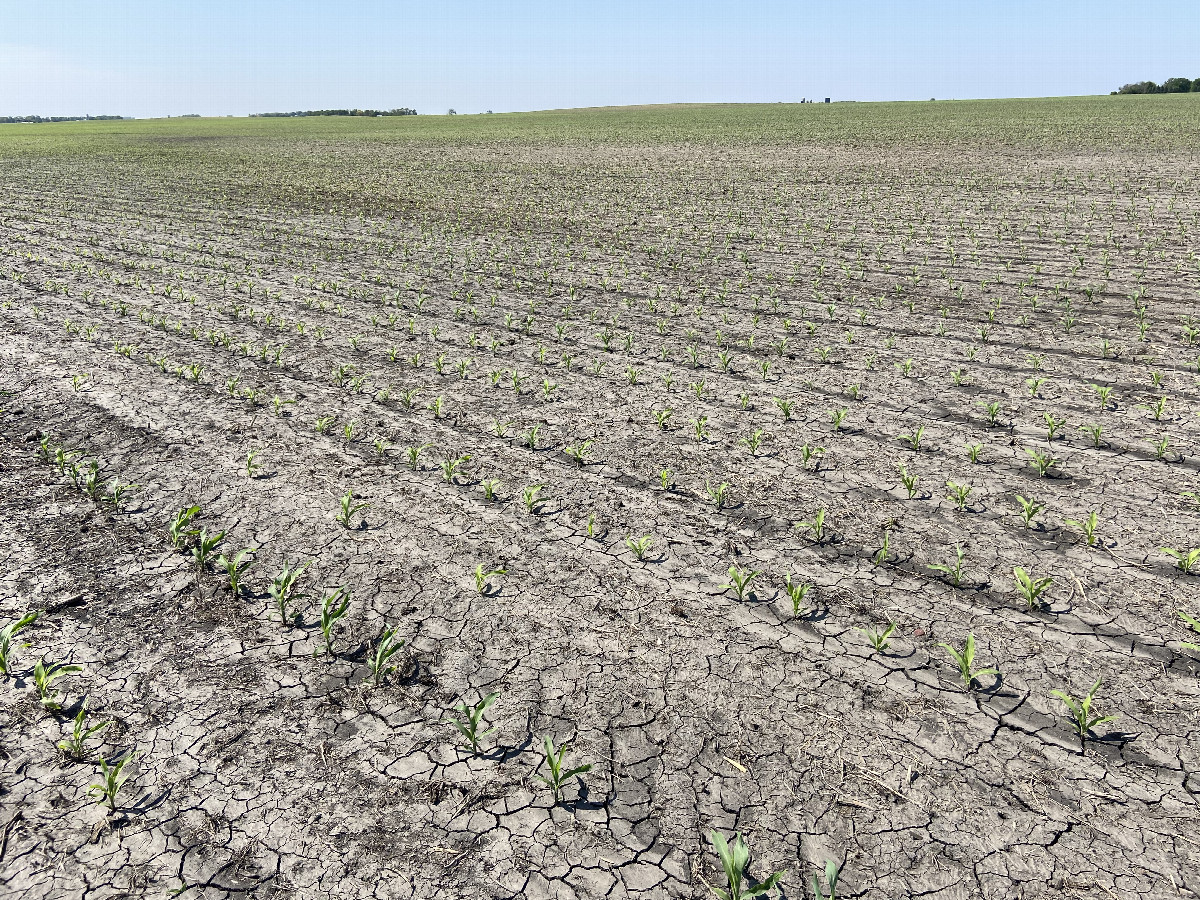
xmin=0 ymin=114 xmax=123 ymax=124
xmin=825 ymin=98 xmax=830 ymax=103
xmin=1112 ymin=77 xmax=1196 ymax=94
xmin=251 ymin=108 xmax=417 ymax=118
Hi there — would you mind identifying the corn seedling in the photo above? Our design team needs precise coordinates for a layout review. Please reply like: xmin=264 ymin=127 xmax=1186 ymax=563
xmin=1051 ymin=678 xmax=1118 ymax=742
xmin=1079 ymin=423 xmax=1104 ymax=447
xmin=474 ymin=564 xmax=506 ymax=594
xmin=269 ymin=560 xmax=310 ymax=625
xmin=481 ymin=477 xmax=502 ymax=501
xmin=812 ymin=860 xmax=841 ymax=900
xmin=899 ymin=425 xmax=926 ymax=451
xmin=319 ymin=587 xmax=350 ymax=655
xmin=522 ymin=484 xmax=544 ymax=513
xmin=706 ymin=479 xmax=730 ymax=510
xmin=946 ymin=481 xmax=972 ymax=511
xmin=703 ymin=830 xmax=785 ymax=900
xmin=446 ymin=691 xmax=500 ymax=754
xmin=1160 ymin=547 xmax=1200 ymax=574
xmin=564 ymin=439 xmax=593 ymax=465
xmin=773 ymin=397 xmax=794 ymax=421
xmin=1058 ymin=511 xmax=1098 ymax=548
xmin=897 ymin=465 xmax=919 ymax=498
xmin=405 ymin=443 xmax=431 ymax=470
xmin=625 ymin=535 xmax=654 ymax=561
xmin=535 ymin=735 xmax=592 ymax=803
xmin=966 ymin=443 xmax=983 ymax=463
xmin=336 ymin=489 xmax=369 ymax=528
xmin=245 ymin=450 xmax=262 ymax=478
xmin=1023 ymin=448 xmax=1057 ymax=477
xmin=315 ymin=415 xmax=334 ymax=434
xmin=216 ymin=547 xmax=256 ymax=595
xmin=368 ymin=626 xmax=405 ymax=686
xmin=928 ymin=544 xmax=968 ymax=587
xmin=783 ymin=576 xmax=811 ymax=616
xmin=719 ymin=565 xmax=759 ymax=600
xmin=857 ymin=621 xmax=898 ymax=653
xmin=830 ymin=408 xmax=848 ymax=432
xmin=33 ymin=658 xmax=81 ymax=709
xmin=57 ymin=699 xmax=112 ymax=759
xmin=89 ymin=752 xmax=137 ymax=813
xmin=740 ymin=429 xmax=766 ymax=455
xmin=442 ymin=454 xmax=470 ymax=484
xmin=191 ymin=528 xmax=226 ymax=570
xmin=1013 ymin=567 xmax=1053 ymax=608
xmin=168 ymin=505 xmax=200 ymax=549
xmin=799 ymin=444 xmax=825 ymax=471
xmin=654 ymin=408 xmax=673 ymax=429
xmin=1015 ymin=495 xmax=1045 ymax=529
xmin=1176 ymin=610 xmax=1200 ymax=650
xmin=0 ymin=611 xmax=38 ymax=676
xmin=796 ymin=508 xmax=828 ymax=543
xmin=1090 ymin=383 xmax=1114 ymax=410
xmin=936 ymin=633 xmax=998 ymax=692
xmin=979 ymin=401 xmax=1003 ymax=427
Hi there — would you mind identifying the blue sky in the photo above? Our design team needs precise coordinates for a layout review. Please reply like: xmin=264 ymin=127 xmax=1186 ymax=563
xmin=1 ymin=1 xmax=1196 ymax=117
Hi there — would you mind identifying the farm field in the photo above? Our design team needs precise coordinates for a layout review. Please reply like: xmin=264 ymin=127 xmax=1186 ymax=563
xmin=1 ymin=96 xmax=1200 ymax=899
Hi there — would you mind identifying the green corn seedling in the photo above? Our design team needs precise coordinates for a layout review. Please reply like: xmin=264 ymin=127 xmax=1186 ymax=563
xmin=1013 ymin=567 xmax=1053 ymax=608
xmin=34 ymin=658 xmax=81 ymax=709
xmin=939 ymin=633 xmax=998 ymax=690
xmin=1023 ymin=448 xmax=1056 ymax=477
xmin=966 ymin=443 xmax=983 ymax=463
xmin=720 ymin=565 xmax=760 ymax=600
xmin=1160 ymin=547 xmax=1200 ymax=574
xmin=474 ymin=564 xmax=506 ymax=594
xmin=192 ymin=528 xmax=226 ymax=570
xmin=1090 ymin=383 xmax=1114 ymax=410
xmin=1064 ymin=511 xmax=1099 ymax=546
xmin=830 ymin=408 xmax=848 ymax=432
xmin=979 ymin=401 xmax=1002 ymax=427
xmin=946 ymin=481 xmax=971 ymax=511
xmin=269 ymin=560 xmax=310 ymax=625
xmin=899 ymin=425 xmax=926 ymax=451
xmin=535 ymin=735 xmax=592 ymax=803
xmin=245 ymin=450 xmax=262 ymax=478
xmin=1079 ymin=423 xmax=1104 ymax=447
xmin=446 ymin=691 xmax=500 ymax=754
xmin=625 ymin=535 xmax=654 ymax=561
xmin=405 ymin=443 xmax=431 ymax=471
xmin=89 ymin=753 xmax=137 ymax=813
xmin=783 ymin=576 xmax=811 ymax=616
xmin=0 ymin=611 xmax=38 ymax=676
xmin=57 ymin=698 xmax=112 ymax=759
xmin=368 ymin=626 xmax=405 ymax=686
xmin=704 ymin=831 xmax=785 ymax=900
xmin=481 ymin=478 xmax=502 ymax=501
xmin=1176 ymin=610 xmax=1200 ymax=650
xmin=216 ymin=547 xmax=256 ymax=596
xmin=522 ymin=484 xmax=544 ymax=513
xmin=897 ymin=465 xmax=918 ymax=499
xmin=442 ymin=454 xmax=470 ymax=484
xmin=796 ymin=508 xmax=828 ymax=543
xmin=800 ymin=444 xmax=825 ymax=471
xmin=1051 ymin=678 xmax=1118 ymax=742
xmin=654 ymin=408 xmax=673 ymax=429
xmin=319 ymin=587 xmax=351 ymax=655
xmin=168 ymin=506 xmax=201 ymax=549
xmin=706 ymin=479 xmax=730 ymax=510
xmin=812 ymin=860 xmax=841 ymax=900
xmin=1015 ymin=495 xmax=1045 ymax=529
xmin=928 ymin=544 xmax=968 ymax=587
xmin=773 ymin=397 xmax=794 ymax=421
xmin=1043 ymin=412 xmax=1066 ymax=440
xmin=336 ymin=489 xmax=369 ymax=528
xmin=740 ymin=429 xmax=766 ymax=455
xmin=857 ymin=622 xmax=898 ymax=653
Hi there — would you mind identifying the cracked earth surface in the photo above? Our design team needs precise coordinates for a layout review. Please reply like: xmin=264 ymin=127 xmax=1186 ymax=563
xmin=1 ymin=104 xmax=1199 ymax=898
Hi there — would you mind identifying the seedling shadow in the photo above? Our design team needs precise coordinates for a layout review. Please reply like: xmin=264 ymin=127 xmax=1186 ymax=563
xmin=557 ymin=780 xmax=605 ymax=812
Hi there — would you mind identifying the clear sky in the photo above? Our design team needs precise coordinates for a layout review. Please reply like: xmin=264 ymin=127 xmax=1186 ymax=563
xmin=1 ymin=1 xmax=1196 ymax=117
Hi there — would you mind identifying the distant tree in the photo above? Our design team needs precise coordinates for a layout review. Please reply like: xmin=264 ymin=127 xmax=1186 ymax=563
xmin=447 ymin=109 xmax=457 ymax=115
xmin=1114 ymin=77 xmax=1194 ymax=95
xmin=1162 ymin=77 xmax=1192 ymax=93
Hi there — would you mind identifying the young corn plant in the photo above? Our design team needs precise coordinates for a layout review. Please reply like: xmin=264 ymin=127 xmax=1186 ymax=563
xmin=367 ymin=626 xmax=405 ymax=686
xmin=168 ymin=506 xmax=200 ymax=549
xmin=0 ymin=610 xmax=38 ymax=677
xmin=405 ymin=443 xmax=431 ymax=471
xmin=796 ymin=509 xmax=828 ymax=543
xmin=740 ymin=429 xmax=767 ymax=455
xmin=1015 ymin=495 xmax=1045 ymax=529
xmin=857 ymin=622 xmax=898 ymax=654
xmin=1064 ymin=511 xmax=1099 ymax=546
xmin=481 ymin=478 xmax=502 ymax=501
xmin=1024 ymin=447 xmax=1057 ymax=477
xmin=522 ymin=484 xmax=545 ymax=514
xmin=704 ymin=831 xmax=785 ymax=900
xmin=720 ymin=565 xmax=760 ymax=601
xmin=336 ymin=489 xmax=369 ymax=528
xmin=1013 ymin=567 xmax=1053 ymax=609
xmin=899 ymin=425 xmax=926 ymax=451
xmin=939 ymin=633 xmax=998 ymax=691
xmin=625 ymin=535 xmax=655 ymax=561
xmin=245 ymin=450 xmax=262 ymax=478
xmin=812 ymin=860 xmax=841 ymax=900
xmin=57 ymin=699 xmax=112 ymax=760
xmin=1176 ymin=610 xmax=1200 ymax=651
xmin=191 ymin=528 xmax=226 ymax=570
xmin=319 ymin=587 xmax=351 ymax=656
xmin=269 ymin=560 xmax=310 ymax=625
xmin=446 ymin=692 xmax=500 ymax=754
xmin=89 ymin=753 xmax=137 ymax=814
xmin=783 ymin=576 xmax=811 ymax=616
xmin=34 ymin=658 xmax=82 ymax=710
xmin=946 ymin=481 xmax=972 ymax=511
xmin=473 ymin=564 xmax=506 ymax=595
xmin=928 ymin=544 xmax=968 ymax=587
xmin=897 ymin=466 xmax=919 ymax=499
xmin=1160 ymin=547 xmax=1200 ymax=574
xmin=442 ymin=454 xmax=470 ymax=484
xmin=706 ymin=479 xmax=730 ymax=510
xmin=1051 ymin=678 xmax=1118 ymax=744
xmin=215 ymin=547 xmax=256 ymax=596
xmin=535 ymin=735 xmax=592 ymax=803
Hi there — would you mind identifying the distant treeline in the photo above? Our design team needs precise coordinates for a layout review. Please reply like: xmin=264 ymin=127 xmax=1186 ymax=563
xmin=1113 ymin=77 xmax=1198 ymax=95
xmin=251 ymin=108 xmax=417 ymax=118
xmin=0 ymin=114 xmax=124 ymax=124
